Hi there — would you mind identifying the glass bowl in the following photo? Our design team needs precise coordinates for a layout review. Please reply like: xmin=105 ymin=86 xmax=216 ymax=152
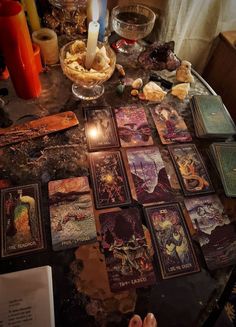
xmin=60 ymin=40 xmax=116 ymax=100
xmin=111 ymin=4 xmax=156 ymax=53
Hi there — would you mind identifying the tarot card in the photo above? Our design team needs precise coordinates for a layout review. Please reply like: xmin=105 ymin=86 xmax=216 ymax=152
xmin=89 ymin=151 xmax=131 ymax=209
xmin=145 ymin=203 xmax=200 ymax=279
xmin=211 ymin=143 xmax=236 ymax=197
xmin=48 ymin=176 xmax=97 ymax=251
xmin=1 ymin=184 xmax=44 ymax=258
xmin=168 ymin=144 xmax=214 ymax=196
xmin=84 ymin=106 xmax=120 ymax=151
xmin=114 ymin=106 xmax=154 ymax=147
xmin=99 ymin=207 xmax=156 ymax=292
xmin=126 ymin=147 xmax=172 ymax=204
xmin=149 ymin=103 xmax=192 ymax=144
xmin=184 ymin=195 xmax=236 ymax=270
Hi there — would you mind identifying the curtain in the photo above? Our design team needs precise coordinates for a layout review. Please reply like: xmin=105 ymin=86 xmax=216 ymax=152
xmin=157 ymin=0 xmax=236 ymax=73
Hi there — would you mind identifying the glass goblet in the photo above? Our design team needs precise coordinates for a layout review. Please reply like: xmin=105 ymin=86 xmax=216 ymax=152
xmin=60 ymin=40 xmax=116 ymax=100
xmin=111 ymin=4 xmax=156 ymax=54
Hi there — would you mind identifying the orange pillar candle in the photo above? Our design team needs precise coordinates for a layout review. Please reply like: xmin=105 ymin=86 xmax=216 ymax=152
xmin=0 ymin=1 xmax=41 ymax=99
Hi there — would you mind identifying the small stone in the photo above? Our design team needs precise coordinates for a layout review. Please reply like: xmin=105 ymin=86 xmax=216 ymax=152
xmin=131 ymin=89 xmax=139 ymax=96
xmin=116 ymin=84 xmax=125 ymax=95
xmin=143 ymin=81 xmax=167 ymax=101
xmin=171 ymin=83 xmax=190 ymax=100
xmin=115 ymin=64 xmax=125 ymax=77
xmin=132 ymin=78 xmax=143 ymax=90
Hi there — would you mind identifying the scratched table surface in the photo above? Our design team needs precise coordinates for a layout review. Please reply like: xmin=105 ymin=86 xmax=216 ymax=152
xmin=0 ymin=41 xmax=235 ymax=327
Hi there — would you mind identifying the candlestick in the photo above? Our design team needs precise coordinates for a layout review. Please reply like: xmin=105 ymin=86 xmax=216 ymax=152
xmin=85 ymin=21 xmax=100 ymax=70
xmin=24 ymin=0 xmax=41 ymax=31
xmin=0 ymin=1 xmax=41 ymax=99
xmin=32 ymin=28 xmax=59 ymax=65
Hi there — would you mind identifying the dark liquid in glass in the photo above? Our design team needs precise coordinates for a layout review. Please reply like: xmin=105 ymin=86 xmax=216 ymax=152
xmin=117 ymin=12 xmax=149 ymax=24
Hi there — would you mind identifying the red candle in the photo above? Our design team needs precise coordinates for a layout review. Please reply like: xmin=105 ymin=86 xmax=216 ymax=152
xmin=0 ymin=1 xmax=41 ymax=99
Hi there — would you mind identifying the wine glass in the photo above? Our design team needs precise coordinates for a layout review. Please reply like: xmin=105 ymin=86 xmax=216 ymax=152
xmin=60 ymin=40 xmax=116 ymax=100
xmin=111 ymin=4 xmax=156 ymax=54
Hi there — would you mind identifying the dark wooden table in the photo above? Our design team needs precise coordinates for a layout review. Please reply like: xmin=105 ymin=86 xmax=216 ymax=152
xmin=0 ymin=44 xmax=235 ymax=327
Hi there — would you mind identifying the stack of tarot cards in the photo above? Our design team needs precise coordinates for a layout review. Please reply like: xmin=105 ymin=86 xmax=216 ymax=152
xmin=190 ymin=95 xmax=236 ymax=138
xmin=209 ymin=142 xmax=236 ymax=197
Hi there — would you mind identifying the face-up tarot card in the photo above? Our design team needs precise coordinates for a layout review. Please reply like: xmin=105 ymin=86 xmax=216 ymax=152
xmin=89 ymin=151 xmax=131 ymax=209
xmin=149 ymin=103 xmax=192 ymax=144
xmin=1 ymin=184 xmax=44 ymax=258
xmin=145 ymin=203 xmax=200 ymax=279
xmin=126 ymin=147 xmax=172 ymax=204
xmin=84 ymin=106 xmax=120 ymax=151
xmin=168 ymin=144 xmax=214 ymax=196
xmin=184 ymin=195 xmax=236 ymax=270
xmin=48 ymin=177 xmax=97 ymax=251
xmin=114 ymin=106 xmax=154 ymax=147
xmin=99 ymin=207 xmax=156 ymax=292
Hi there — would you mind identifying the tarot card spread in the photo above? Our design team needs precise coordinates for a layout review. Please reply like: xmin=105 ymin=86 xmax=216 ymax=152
xmin=168 ymin=144 xmax=214 ymax=196
xmin=184 ymin=195 xmax=236 ymax=270
xmin=114 ymin=106 xmax=153 ymax=147
xmin=99 ymin=207 xmax=156 ymax=292
xmin=126 ymin=147 xmax=172 ymax=204
xmin=149 ymin=103 xmax=192 ymax=144
xmin=84 ymin=106 xmax=120 ymax=151
xmin=145 ymin=203 xmax=199 ymax=279
xmin=1 ymin=184 xmax=44 ymax=258
xmin=89 ymin=151 xmax=131 ymax=209
xmin=48 ymin=177 xmax=96 ymax=251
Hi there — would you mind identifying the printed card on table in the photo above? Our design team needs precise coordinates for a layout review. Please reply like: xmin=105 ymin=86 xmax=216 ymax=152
xmin=149 ymin=103 xmax=192 ymax=144
xmin=89 ymin=150 xmax=131 ymax=209
xmin=145 ymin=203 xmax=200 ymax=279
xmin=114 ymin=106 xmax=153 ymax=147
xmin=99 ymin=207 xmax=156 ymax=292
xmin=48 ymin=176 xmax=97 ymax=251
xmin=168 ymin=144 xmax=214 ymax=196
xmin=184 ymin=195 xmax=236 ymax=270
xmin=126 ymin=146 xmax=172 ymax=204
xmin=84 ymin=106 xmax=120 ymax=151
xmin=1 ymin=184 xmax=44 ymax=258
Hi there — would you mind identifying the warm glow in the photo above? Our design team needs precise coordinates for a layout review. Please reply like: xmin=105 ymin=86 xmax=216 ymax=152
xmin=92 ymin=0 xmax=99 ymax=21
xmin=105 ymin=174 xmax=113 ymax=183
xmin=88 ymin=127 xmax=99 ymax=139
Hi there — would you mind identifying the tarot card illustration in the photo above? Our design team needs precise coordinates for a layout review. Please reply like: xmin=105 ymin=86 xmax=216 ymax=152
xmin=150 ymin=103 xmax=192 ymax=144
xmin=126 ymin=147 xmax=172 ymax=204
xmin=168 ymin=144 xmax=214 ymax=196
xmin=84 ymin=106 xmax=120 ymax=151
xmin=48 ymin=176 xmax=97 ymax=251
xmin=145 ymin=203 xmax=199 ymax=279
xmin=1 ymin=184 xmax=44 ymax=258
xmin=89 ymin=151 xmax=131 ymax=209
xmin=184 ymin=195 xmax=236 ymax=270
xmin=99 ymin=207 xmax=156 ymax=292
xmin=114 ymin=106 xmax=154 ymax=147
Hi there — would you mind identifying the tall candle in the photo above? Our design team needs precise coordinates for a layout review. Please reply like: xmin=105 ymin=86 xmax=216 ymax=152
xmin=85 ymin=0 xmax=100 ymax=70
xmin=85 ymin=20 xmax=100 ymax=70
xmin=98 ymin=0 xmax=107 ymax=41
xmin=0 ymin=1 xmax=41 ymax=99
xmin=24 ymin=0 xmax=41 ymax=32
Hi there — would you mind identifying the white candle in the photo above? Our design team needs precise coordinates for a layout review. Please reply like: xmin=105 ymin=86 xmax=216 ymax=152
xmin=32 ymin=28 xmax=59 ymax=65
xmin=85 ymin=20 xmax=100 ymax=70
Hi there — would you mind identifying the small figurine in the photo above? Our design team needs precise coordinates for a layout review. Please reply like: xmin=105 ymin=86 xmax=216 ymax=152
xmin=176 ymin=60 xmax=194 ymax=83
